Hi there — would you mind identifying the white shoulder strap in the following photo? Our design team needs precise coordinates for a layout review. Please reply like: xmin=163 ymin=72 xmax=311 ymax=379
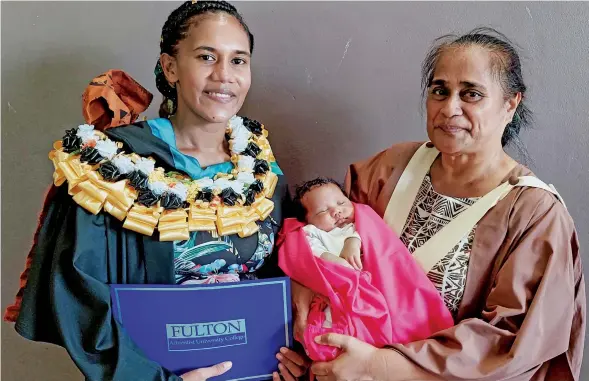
xmin=412 ymin=181 xmax=513 ymax=273
xmin=382 ymin=143 xmax=566 ymax=273
xmin=412 ymin=176 xmax=565 ymax=273
xmin=516 ymin=176 xmax=567 ymax=210
xmin=383 ymin=143 xmax=439 ymax=235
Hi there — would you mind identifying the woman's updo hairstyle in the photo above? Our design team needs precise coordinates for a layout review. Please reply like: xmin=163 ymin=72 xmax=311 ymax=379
xmin=421 ymin=27 xmax=532 ymax=150
xmin=155 ymin=0 xmax=254 ymax=118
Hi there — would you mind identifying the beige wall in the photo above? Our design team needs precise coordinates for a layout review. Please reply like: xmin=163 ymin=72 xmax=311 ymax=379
xmin=2 ymin=2 xmax=588 ymax=380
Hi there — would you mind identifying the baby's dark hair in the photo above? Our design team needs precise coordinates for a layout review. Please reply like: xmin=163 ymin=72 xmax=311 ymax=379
xmin=293 ymin=177 xmax=346 ymax=221
xmin=155 ymin=1 xmax=254 ymax=118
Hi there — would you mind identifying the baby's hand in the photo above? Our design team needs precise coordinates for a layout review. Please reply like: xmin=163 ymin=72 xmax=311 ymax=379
xmin=340 ymin=237 xmax=362 ymax=270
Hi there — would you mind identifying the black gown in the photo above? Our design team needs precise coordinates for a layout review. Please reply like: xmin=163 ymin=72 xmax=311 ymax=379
xmin=11 ymin=120 xmax=291 ymax=381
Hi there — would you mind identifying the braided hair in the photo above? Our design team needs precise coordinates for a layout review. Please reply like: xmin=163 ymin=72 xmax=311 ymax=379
xmin=155 ymin=1 xmax=254 ymax=118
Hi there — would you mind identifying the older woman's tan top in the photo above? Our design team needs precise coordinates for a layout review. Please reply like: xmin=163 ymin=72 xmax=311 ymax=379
xmin=344 ymin=142 xmax=585 ymax=381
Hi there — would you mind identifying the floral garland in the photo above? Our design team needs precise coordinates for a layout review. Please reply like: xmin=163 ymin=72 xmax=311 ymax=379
xmin=49 ymin=116 xmax=278 ymax=241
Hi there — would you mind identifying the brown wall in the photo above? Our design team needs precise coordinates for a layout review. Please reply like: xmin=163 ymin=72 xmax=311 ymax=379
xmin=2 ymin=2 xmax=588 ymax=380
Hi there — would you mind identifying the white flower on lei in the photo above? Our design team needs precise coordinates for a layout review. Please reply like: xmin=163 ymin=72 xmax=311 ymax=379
xmin=228 ymin=116 xmax=251 ymax=154
xmin=213 ymin=178 xmax=233 ymax=192
xmin=76 ymin=124 xmax=96 ymax=143
xmin=169 ymin=182 xmax=189 ymax=201
xmin=94 ymin=139 xmax=118 ymax=160
xmin=228 ymin=180 xmax=246 ymax=194
xmin=148 ymin=181 xmax=169 ymax=196
xmin=111 ymin=155 xmax=135 ymax=174
xmin=196 ymin=178 xmax=214 ymax=190
xmin=228 ymin=116 xmax=245 ymax=135
xmin=237 ymin=156 xmax=255 ymax=172
xmin=135 ymin=157 xmax=155 ymax=175
xmin=213 ymin=178 xmax=245 ymax=194
xmin=236 ymin=172 xmax=255 ymax=186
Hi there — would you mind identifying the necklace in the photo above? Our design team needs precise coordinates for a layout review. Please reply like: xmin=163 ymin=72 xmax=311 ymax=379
xmin=49 ymin=116 xmax=278 ymax=241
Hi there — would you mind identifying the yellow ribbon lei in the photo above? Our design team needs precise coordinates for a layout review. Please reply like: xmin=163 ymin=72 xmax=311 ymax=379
xmin=49 ymin=119 xmax=278 ymax=241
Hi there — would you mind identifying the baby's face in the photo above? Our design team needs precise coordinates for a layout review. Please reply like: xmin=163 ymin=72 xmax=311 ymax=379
xmin=301 ymin=183 xmax=355 ymax=232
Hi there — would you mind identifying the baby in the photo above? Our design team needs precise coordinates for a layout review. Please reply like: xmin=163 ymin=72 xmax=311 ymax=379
xmin=295 ymin=178 xmax=363 ymax=271
xmin=279 ymin=177 xmax=454 ymax=361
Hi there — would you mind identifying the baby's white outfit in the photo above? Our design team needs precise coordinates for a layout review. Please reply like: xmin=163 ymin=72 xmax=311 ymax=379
xmin=302 ymin=223 xmax=362 ymax=328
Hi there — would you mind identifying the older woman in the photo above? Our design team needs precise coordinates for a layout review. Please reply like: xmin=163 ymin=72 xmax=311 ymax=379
xmin=299 ymin=28 xmax=585 ymax=381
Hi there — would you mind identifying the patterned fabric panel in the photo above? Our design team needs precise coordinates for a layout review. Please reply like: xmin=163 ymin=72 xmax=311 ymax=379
xmin=400 ymin=173 xmax=479 ymax=316
xmin=173 ymin=219 xmax=277 ymax=284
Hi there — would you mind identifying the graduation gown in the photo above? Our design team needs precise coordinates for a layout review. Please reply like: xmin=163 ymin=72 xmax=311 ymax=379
xmin=344 ymin=141 xmax=585 ymax=381
xmin=6 ymin=121 xmax=290 ymax=381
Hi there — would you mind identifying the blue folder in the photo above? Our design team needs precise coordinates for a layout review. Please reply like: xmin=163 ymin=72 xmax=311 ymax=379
xmin=110 ymin=277 xmax=292 ymax=381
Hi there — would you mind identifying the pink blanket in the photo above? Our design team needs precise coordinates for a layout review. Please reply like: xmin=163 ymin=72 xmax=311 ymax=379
xmin=278 ymin=203 xmax=454 ymax=361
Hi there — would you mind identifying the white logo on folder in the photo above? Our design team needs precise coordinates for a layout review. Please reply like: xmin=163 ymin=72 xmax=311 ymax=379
xmin=166 ymin=319 xmax=248 ymax=351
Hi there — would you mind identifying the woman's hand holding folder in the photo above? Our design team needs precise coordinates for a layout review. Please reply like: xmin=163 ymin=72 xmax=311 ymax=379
xmin=181 ymin=361 xmax=233 ymax=381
